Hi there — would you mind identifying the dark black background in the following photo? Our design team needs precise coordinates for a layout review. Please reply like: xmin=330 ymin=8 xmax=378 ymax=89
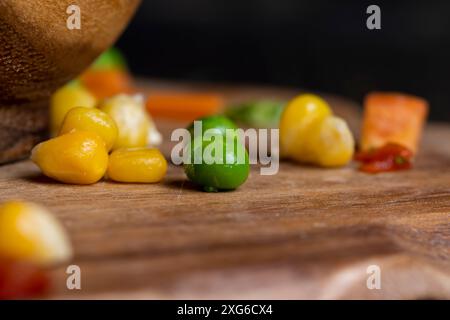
xmin=116 ymin=0 xmax=450 ymax=122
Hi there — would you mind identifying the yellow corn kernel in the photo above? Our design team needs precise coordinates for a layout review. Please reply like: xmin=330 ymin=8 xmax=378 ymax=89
xmin=59 ymin=107 xmax=118 ymax=151
xmin=50 ymin=83 xmax=97 ymax=136
xmin=279 ymin=94 xmax=332 ymax=157
xmin=0 ymin=201 xmax=72 ymax=266
xmin=98 ymin=94 xmax=151 ymax=150
xmin=107 ymin=148 xmax=167 ymax=183
xmin=305 ymin=116 xmax=355 ymax=167
xmin=280 ymin=93 xmax=354 ymax=167
xmin=31 ymin=131 xmax=108 ymax=185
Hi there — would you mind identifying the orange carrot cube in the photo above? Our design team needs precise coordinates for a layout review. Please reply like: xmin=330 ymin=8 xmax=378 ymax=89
xmin=146 ymin=93 xmax=224 ymax=121
xmin=361 ymin=92 xmax=428 ymax=154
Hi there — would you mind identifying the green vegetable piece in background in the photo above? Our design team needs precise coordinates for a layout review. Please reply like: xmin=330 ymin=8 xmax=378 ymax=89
xmin=65 ymin=79 xmax=82 ymax=88
xmin=90 ymin=47 xmax=128 ymax=71
xmin=225 ymin=100 xmax=285 ymax=128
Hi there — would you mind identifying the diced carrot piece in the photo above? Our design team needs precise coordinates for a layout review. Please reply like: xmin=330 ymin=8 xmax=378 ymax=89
xmin=361 ymin=92 xmax=428 ymax=154
xmin=79 ymin=69 xmax=134 ymax=100
xmin=146 ymin=93 xmax=224 ymax=121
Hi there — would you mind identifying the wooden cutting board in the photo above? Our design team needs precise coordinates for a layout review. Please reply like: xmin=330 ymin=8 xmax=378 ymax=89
xmin=0 ymin=81 xmax=449 ymax=299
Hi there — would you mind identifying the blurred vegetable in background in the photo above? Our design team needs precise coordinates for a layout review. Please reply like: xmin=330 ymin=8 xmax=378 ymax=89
xmin=225 ymin=100 xmax=285 ymax=128
xmin=355 ymin=92 xmax=428 ymax=173
xmin=146 ymin=93 xmax=224 ymax=121
xmin=280 ymin=94 xmax=355 ymax=167
xmin=80 ymin=48 xmax=134 ymax=100
xmin=89 ymin=47 xmax=128 ymax=71
xmin=360 ymin=92 xmax=428 ymax=154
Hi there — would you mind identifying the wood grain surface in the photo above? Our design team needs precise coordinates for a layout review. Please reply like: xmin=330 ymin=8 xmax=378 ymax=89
xmin=0 ymin=81 xmax=449 ymax=299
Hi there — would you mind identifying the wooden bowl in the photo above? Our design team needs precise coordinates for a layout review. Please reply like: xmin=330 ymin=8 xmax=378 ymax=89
xmin=0 ymin=0 xmax=140 ymax=164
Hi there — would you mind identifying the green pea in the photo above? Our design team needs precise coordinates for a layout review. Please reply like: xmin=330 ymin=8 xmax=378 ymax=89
xmin=187 ymin=115 xmax=238 ymax=139
xmin=184 ymin=116 xmax=249 ymax=192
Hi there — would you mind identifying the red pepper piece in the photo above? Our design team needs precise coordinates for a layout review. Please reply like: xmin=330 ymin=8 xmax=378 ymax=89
xmin=355 ymin=143 xmax=414 ymax=173
xmin=0 ymin=259 xmax=50 ymax=300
